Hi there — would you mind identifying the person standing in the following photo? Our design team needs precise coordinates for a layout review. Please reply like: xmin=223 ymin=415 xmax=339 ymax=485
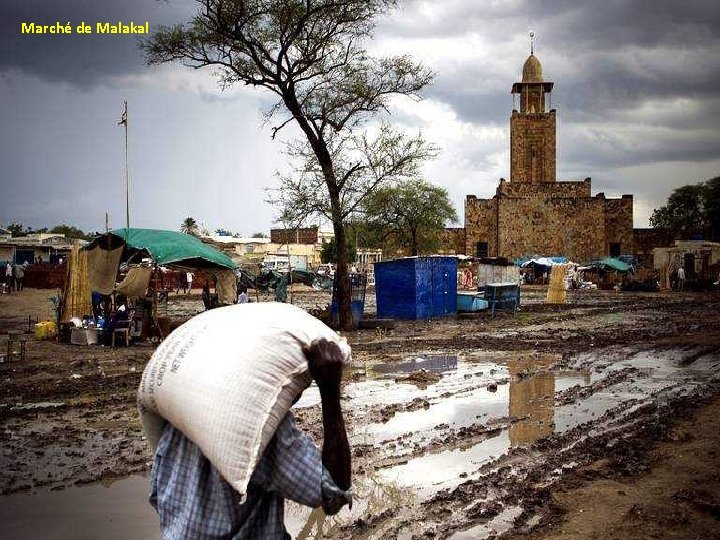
xmin=274 ymin=273 xmax=288 ymax=303
xmin=5 ymin=262 xmax=13 ymax=293
xmin=237 ymin=286 xmax=249 ymax=304
xmin=677 ymin=266 xmax=686 ymax=290
xmin=186 ymin=271 xmax=194 ymax=296
xmin=175 ymin=272 xmax=187 ymax=295
xmin=14 ymin=263 xmax=24 ymax=292
xmin=201 ymin=282 xmax=213 ymax=310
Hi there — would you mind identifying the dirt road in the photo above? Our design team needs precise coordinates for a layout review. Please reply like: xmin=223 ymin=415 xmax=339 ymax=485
xmin=1 ymin=287 xmax=719 ymax=539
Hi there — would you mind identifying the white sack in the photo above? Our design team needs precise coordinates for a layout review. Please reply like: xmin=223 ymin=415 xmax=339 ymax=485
xmin=137 ymin=302 xmax=351 ymax=500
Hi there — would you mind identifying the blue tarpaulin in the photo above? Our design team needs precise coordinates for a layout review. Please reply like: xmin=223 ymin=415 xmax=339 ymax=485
xmin=374 ymin=257 xmax=457 ymax=320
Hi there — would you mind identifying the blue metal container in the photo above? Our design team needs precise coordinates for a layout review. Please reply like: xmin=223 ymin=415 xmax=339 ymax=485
xmin=374 ymin=257 xmax=457 ymax=320
xmin=457 ymin=292 xmax=488 ymax=312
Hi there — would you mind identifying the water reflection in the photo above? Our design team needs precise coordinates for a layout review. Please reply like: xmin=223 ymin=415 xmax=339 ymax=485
xmin=507 ymin=354 xmax=590 ymax=446
xmin=0 ymin=475 xmax=159 ymax=540
xmin=508 ymin=354 xmax=556 ymax=446
xmin=378 ymin=431 xmax=511 ymax=496
xmin=371 ymin=354 xmax=458 ymax=376
xmin=285 ymin=471 xmax=408 ymax=539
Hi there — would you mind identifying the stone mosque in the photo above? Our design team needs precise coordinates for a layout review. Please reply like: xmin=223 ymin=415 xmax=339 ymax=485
xmin=445 ymin=46 xmax=636 ymax=262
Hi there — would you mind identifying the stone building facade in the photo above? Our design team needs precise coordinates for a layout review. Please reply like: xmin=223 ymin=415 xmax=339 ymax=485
xmin=459 ymin=51 xmax=635 ymax=262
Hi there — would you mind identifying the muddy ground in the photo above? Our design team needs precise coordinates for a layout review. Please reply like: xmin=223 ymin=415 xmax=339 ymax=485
xmin=0 ymin=287 xmax=719 ymax=539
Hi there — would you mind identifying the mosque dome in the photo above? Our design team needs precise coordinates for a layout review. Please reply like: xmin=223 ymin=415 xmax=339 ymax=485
xmin=522 ymin=54 xmax=543 ymax=83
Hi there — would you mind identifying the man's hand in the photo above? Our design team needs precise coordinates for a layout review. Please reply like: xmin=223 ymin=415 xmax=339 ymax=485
xmin=303 ymin=338 xmax=344 ymax=395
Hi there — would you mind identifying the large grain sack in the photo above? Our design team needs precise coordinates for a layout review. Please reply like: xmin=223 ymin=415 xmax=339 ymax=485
xmin=138 ymin=302 xmax=351 ymax=500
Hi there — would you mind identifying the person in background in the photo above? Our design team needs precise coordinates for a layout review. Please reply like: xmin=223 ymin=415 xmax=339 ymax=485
xmin=91 ymin=291 xmax=105 ymax=325
xmin=103 ymin=295 xmax=129 ymax=345
xmin=5 ymin=262 xmax=13 ymax=292
xmin=186 ymin=271 xmax=194 ymax=296
xmin=237 ymin=286 xmax=249 ymax=304
xmin=676 ymin=266 xmax=686 ymax=290
xmin=175 ymin=272 xmax=187 ymax=295
xmin=14 ymin=263 xmax=24 ymax=292
xmin=149 ymin=338 xmax=352 ymax=539
xmin=201 ymin=282 xmax=213 ymax=310
xmin=3 ymin=262 xmax=11 ymax=293
xmin=274 ymin=273 xmax=288 ymax=303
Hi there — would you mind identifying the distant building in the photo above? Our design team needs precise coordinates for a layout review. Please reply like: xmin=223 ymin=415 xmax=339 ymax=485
xmin=458 ymin=50 xmax=634 ymax=262
xmin=270 ymin=227 xmax=321 ymax=245
xmin=355 ymin=248 xmax=383 ymax=271
xmin=0 ymin=233 xmax=79 ymax=264
xmin=653 ymin=240 xmax=720 ymax=283
xmin=201 ymin=234 xmax=272 ymax=256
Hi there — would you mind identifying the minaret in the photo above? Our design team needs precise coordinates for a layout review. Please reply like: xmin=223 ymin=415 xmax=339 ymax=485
xmin=510 ymin=35 xmax=556 ymax=183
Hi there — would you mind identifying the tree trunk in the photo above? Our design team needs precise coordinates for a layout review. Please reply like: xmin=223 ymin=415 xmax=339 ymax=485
xmin=282 ymin=93 xmax=352 ymax=328
xmin=333 ymin=217 xmax=352 ymax=330
xmin=411 ymin=227 xmax=419 ymax=256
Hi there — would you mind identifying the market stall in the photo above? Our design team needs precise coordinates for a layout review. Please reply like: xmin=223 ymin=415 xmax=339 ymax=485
xmin=76 ymin=228 xmax=237 ymax=342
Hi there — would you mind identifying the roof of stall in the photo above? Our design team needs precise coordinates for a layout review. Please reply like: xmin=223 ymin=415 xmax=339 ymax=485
xmin=592 ymin=257 xmax=632 ymax=273
xmin=85 ymin=228 xmax=236 ymax=270
xmin=520 ymin=257 xmax=568 ymax=268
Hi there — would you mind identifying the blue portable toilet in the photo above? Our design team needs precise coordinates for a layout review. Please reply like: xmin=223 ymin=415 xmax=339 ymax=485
xmin=373 ymin=256 xmax=457 ymax=320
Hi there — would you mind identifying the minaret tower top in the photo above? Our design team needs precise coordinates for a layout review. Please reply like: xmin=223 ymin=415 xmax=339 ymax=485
xmin=509 ymin=34 xmax=557 ymax=183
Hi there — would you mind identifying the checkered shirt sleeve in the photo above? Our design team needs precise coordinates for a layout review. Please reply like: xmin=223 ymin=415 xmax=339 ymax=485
xmin=149 ymin=412 xmax=351 ymax=539
xmin=250 ymin=413 xmax=352 ymax=515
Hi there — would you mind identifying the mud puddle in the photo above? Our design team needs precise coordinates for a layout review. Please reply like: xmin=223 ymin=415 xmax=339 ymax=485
xmin=0 ymin=475 xmax=158 ymax=540
xmin=289 ymin=346 xmax=719 ymax=538
xmin=5 ymin=346 xmax=717 ymax=539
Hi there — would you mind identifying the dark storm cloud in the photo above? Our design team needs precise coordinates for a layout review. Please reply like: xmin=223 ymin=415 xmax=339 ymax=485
xmin=386 ymin=0 xmax=720 ymax=47
xmin=528 ymin=0 xmax=720 ymax=51
xmin=1 ymin=0 xmax=195 ymax=86
xmin=379 ymin=0 xmax=720 ymax=171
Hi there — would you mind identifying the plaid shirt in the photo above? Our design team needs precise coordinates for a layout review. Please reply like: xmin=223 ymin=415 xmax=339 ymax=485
xmin=149 ymin=413 xmax=351 ymax=539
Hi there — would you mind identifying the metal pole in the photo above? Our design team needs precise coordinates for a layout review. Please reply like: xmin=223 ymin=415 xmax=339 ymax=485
xmin=124 ymin=101 xmax=130 ymax=230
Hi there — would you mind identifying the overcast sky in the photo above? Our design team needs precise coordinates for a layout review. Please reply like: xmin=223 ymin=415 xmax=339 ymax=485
xmin=2 ymin=0 xmax=719 ymax=235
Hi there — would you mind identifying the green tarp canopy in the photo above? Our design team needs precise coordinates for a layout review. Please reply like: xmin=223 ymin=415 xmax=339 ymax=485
xmin=86 ymin=228 xmax=236 ymax=270
xmin=593 ymin=257 xmax=631 ymax=273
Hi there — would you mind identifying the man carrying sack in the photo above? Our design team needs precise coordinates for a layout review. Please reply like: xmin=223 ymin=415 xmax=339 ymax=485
xmin=148 ymin=337 xmax=352 ymax=539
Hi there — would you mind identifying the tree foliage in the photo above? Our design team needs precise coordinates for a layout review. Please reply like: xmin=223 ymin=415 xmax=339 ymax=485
xmin=180 ymin=216 xmax=199 ymax=235
xmin=49 ymin=224 xmax=91 ymax=240
xmin=650 ymin=177 xmax=719 ymax=240
xmin=704 ymin=176 xmax=720 ymax=241
xmin=360 ymin=179 xmax=457 ymax=255
xmin=273 ymin=126 xmax=435 ymax=226
xmin=7 ymin=223 xmax=26 ymax=237
xmin=5 ymin=222 xmax=90 ymax=240
xmin=320 ymin=237 xmax=356 ymax=264
xmin=145 ymin=0 xmax=434 ymax=328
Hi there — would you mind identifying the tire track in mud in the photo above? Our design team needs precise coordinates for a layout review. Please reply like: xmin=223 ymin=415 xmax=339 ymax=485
xmin=325 ymin=347 xmax=720 ymax=539
xmin=350 ymin=300 xmax=720 ymax=357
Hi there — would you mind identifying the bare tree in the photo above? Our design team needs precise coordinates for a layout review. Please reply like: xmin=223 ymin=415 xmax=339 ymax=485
xmin=144 ymin=0 xmax=434 ymax=328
